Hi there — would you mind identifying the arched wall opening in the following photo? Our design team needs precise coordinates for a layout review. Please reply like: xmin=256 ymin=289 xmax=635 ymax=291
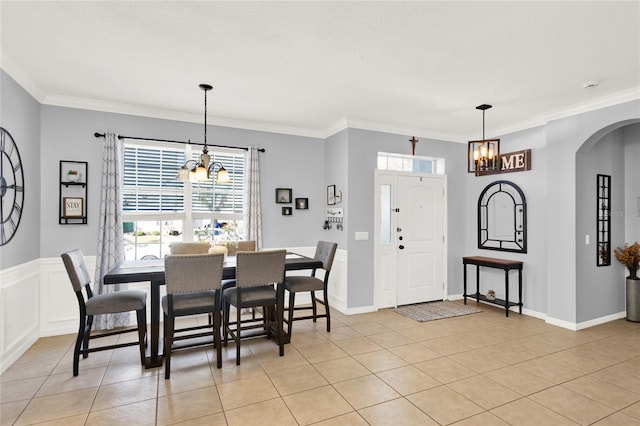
xmin=575 ymin=119 xmax=640 ymax=322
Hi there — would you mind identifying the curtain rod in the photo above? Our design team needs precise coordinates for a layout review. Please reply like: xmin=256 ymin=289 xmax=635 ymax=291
xmin=93 ymin=132 xmax=265 ymax=153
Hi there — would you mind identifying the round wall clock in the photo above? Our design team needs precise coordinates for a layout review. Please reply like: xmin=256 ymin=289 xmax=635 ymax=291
xmin=0 ymin=127 xmax=25 ymax=246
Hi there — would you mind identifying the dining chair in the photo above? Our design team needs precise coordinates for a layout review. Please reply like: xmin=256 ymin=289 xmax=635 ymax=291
xmin=169 ymin=242 xmax=211 ymax=255
xmin=284 ymin=241 xmax=338 ymax=338
xmin=215 ymin=241 xmax=258 ymax=317
xmin=163 ymin=253 xmax=224 ymax=378
xmin=223 ymin=249 xmax=286 ymax=365
xmin=218 ymin=240 xmax=256 ymax=256
xmin=61 ymin=249 xmax=147 ymax=377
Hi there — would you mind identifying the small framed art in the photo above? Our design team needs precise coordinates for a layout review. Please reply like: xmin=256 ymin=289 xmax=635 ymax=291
xmin=327 ymin=185 xmax=336 ymax=205
xmin=63 ymin=197 xmax=84 ymax=217
xmin=295 ymin=198 xmax=308 ymax=210
xmin=282 ymin=206 xmax=292 ymax=216
xmin=276 ymin=188 xmax=292 ymax=204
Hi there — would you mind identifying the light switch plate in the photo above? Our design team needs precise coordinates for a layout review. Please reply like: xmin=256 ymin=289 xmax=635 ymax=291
xmin=355 ymin=232 xmax=369 ymax=240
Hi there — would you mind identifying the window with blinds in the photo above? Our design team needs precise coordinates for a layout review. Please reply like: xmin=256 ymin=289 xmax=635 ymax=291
xmin=123 ymin=145 xmax=185 ymax=212
xmin=122 ymin=141 xmax=246 ymax=260
xmin=123 ymin=144 xmax=245 ymax=214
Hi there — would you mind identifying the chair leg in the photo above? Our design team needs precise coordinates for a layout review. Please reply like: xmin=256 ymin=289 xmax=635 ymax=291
xmin=324 ymin=292 xmax=331 ymax=332
xmin=223 ymin=301 xmax=230 ymax=347
xmin=136 ymin=308 xmax=146 ymax=366
xmin=287 ymin=292 xmax=296 ymax=338
xmin=311 ymin=291 xmax=318 ymax=322
xmin=236 ymin=304 xmax=242 ymax=365
xmin=213 ymin=310 xmax=222 ymax=369
xmin=73 ymin=315 xmax=87 ymax=376
xmin=82 ymin=315 xmax=94 ymax=358
xmin=276 ymin=301 xmax=284 ymax=357
xmin=164 ymin=314 xmax=174 ymax=380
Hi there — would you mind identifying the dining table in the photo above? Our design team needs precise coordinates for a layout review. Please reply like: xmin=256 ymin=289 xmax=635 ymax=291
xmin=104 ymin=252 xmax=322 ymax=368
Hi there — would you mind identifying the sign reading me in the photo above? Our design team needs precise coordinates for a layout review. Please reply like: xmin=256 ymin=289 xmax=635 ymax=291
xmin=477 ymin=149 xmax=531 ymax=176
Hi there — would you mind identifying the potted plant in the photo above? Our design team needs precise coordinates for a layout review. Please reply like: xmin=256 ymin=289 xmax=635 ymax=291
xmin=67 ymin=170 xmax=79 ymax=182
xmin=614 ymin=242 xmax=639 ymax=322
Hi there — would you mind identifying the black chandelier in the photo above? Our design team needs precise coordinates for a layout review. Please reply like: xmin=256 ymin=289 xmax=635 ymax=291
xmin=176 ymin=84 xmax=230 ymax=183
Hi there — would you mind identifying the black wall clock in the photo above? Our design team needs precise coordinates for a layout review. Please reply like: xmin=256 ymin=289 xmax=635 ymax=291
xmin=0 ymin=127 xmax=25 ymax=246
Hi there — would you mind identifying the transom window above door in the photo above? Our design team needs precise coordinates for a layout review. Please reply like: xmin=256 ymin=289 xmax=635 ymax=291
xmin=377 ymin=152 xmax=445 ymax=174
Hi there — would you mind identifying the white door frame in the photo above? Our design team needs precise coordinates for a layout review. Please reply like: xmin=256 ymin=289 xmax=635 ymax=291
xmin=374 ymin=170 xmax=448 ymax=309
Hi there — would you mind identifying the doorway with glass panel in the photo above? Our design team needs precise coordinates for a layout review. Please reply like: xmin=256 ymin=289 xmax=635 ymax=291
xmin=374 ymin=160 xmax=447 ymax=308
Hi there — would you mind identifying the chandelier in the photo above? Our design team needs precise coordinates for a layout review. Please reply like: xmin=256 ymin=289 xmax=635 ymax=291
xmin=176 ymin=84 xmax=230 ymax=183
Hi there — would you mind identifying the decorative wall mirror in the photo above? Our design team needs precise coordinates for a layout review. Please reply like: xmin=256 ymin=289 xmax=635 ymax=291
xmin=478 ymin=180 xmax=527 ymax=253
xmin=596 ymin=174 xmax=611 ymax=266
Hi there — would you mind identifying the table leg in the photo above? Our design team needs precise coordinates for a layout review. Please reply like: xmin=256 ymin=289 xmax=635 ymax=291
xmin=505 ymin=270 xmax=510 ymax=317
xmin=145 ymin=278 xmax=163 ymax=368
xmin=475 ymin=265 xmax=480 ymax=303
xmin=463 ymin=263 xmax=468 ymax=305
xmin=518 ymin=267 xmax=523 ymax=314
xmin=277 ymin=283 xmax=287 ymax=350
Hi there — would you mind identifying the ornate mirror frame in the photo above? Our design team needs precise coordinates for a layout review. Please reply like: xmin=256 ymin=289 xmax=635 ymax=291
xmin=478 ymin=180 xmax=527 ymax=253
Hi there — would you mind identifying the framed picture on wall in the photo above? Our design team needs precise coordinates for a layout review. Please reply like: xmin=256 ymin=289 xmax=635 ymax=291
xmin=327 ymin=185 xmax=336 ymax=205
xmin=63 ymin=197 xmax=84 ymax=217
xmin=282 ymin=206 xmax=293 ymax=216
xmin=275 ymin=188 xmax=292 ymax=204
xmin=295 ymin=198 xmax=308 ymax=210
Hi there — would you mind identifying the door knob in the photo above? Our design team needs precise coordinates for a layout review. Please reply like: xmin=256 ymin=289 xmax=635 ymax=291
xmin=399 ymin=245 xmax=405 ymax=250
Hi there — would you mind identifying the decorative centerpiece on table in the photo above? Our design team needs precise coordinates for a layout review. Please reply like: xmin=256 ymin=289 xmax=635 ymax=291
xmin=614 ymin=242 xmax=639 ymax=322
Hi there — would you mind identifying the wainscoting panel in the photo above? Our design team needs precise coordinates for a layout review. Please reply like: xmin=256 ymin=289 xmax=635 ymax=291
xmin=0 ymin=260 xmax=40 ymax=375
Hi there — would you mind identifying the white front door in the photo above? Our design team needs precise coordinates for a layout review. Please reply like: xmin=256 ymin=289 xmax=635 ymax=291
xmin=375 ymin=172 xmax=446 ymax=308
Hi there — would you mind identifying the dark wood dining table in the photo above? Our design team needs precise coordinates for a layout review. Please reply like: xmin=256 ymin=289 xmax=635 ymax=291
xmin=104 ymin=252 xmax=322 ymax=368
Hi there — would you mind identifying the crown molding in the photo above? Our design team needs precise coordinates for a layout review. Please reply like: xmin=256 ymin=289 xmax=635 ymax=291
xmin=4 ymin=58 xmax=638 ymax=143
xmin=474 ymin=87 xmax=640 ymax=140
xmin=1 ymin=55 xmax=47 ymax=103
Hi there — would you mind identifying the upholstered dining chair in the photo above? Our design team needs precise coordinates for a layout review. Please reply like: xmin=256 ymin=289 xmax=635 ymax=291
xmin=163 ymin=253 xmax=224 ymax=378
xmin=217 ymin=240 xmax=256 ymax=256
xmin=223 ymin=249 xmax=286 ymax=365
xmin=169 ymin=242 xmax=211 ymax=255
xmin=214 ymin=241 xmax=258 ymax=317
xmin=284 ymin=241 xmax=338 ymax=338
xmin=61 ymin=249 xmax=147 ymax=377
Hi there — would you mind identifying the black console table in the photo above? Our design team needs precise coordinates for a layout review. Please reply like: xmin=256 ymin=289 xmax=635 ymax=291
xmin=463 ymin=256 xmax=523 ymax=317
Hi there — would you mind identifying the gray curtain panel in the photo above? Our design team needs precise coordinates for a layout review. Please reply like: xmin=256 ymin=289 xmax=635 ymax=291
xmin=244 ymin=146 xmax=262 ymax=250
xmin=94 ymin=132 xmax=129 ymax=329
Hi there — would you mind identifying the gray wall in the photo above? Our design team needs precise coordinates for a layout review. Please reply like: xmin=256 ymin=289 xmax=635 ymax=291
xmin=623 ymin=125 xmax=640 ymax=244
xmin=345 ymin=128 xmax=466 ymax=308
xmin=39 ymin=105 xmax=326 ymax=258
xmin=546 ymin=101 xmax=640 ymax=323
xmin=576 ymin=129 xmax=627 ymax=321
xmin=464 ymin=125 xmax=549 ymax=314
xmin=0 ymin=70 xmax=41 ymax=269
xmin=323 ymin=129 xmax=349 ymax=249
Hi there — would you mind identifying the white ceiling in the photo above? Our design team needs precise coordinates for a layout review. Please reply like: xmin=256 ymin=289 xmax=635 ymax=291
xmin=2 ymin=1 xmax=639 ymax=141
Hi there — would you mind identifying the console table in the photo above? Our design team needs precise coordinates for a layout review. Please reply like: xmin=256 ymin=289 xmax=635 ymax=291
xmin=463 ymin=256 xmax=523 ymax=317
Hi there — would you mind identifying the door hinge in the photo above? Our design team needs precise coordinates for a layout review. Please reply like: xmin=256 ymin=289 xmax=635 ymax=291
xmin=442 ymin=235 xmax=445 ymax=242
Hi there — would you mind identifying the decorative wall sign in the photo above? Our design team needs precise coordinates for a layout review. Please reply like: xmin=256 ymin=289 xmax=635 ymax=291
xmin=327 ymin=185 xmax=336 ymax=205
xmin=475 ymin=149 xmax=531 ymax=176
xmin=63 ymin=197 xmax=84 ymax=217
xmin=0 ymin=127 xmax=25 ymax=245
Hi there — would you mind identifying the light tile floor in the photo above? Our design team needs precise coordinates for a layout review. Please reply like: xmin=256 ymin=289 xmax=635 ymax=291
xmin=2 ymin=302 xmax=640 ymax=425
